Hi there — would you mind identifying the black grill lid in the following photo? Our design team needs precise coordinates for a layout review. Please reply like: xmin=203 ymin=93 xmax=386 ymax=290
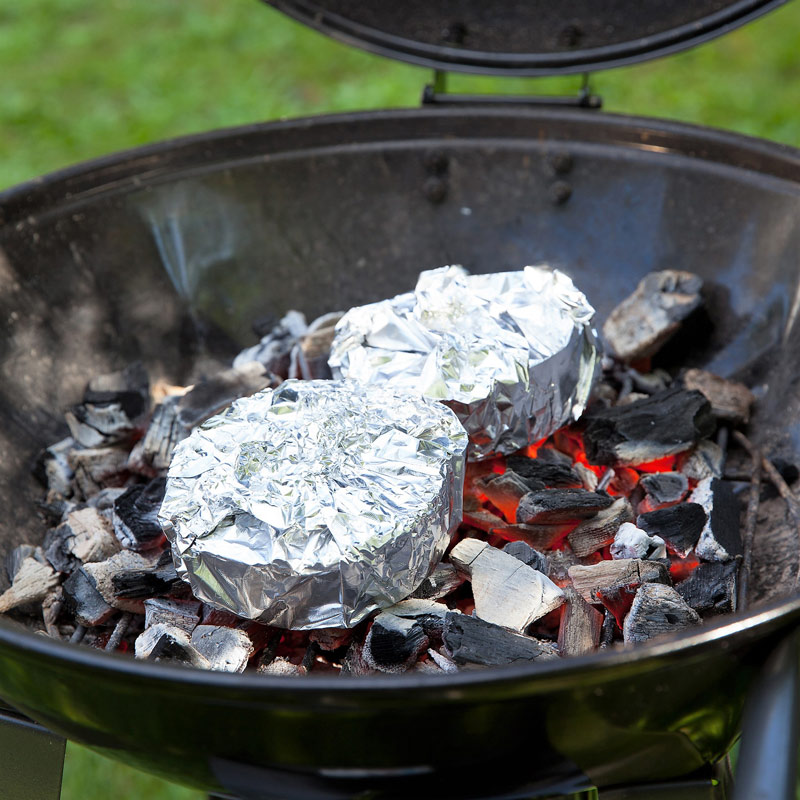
xmin=263 ymin=0 xmax=786 ymax=76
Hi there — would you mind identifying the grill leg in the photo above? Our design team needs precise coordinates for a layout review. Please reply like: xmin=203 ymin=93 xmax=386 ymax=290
xmin=0 ymin=707 xmax=66 ymax=800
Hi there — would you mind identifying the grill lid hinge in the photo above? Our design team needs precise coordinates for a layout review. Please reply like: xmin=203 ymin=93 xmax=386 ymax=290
xmin=422 ymin=71 xmax=602 ymax=109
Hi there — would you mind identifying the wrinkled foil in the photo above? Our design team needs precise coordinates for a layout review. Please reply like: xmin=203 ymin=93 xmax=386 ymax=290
xmin=329 ymin=265 xmax=600 ymax=460
xmin=158 ymin=379 xmax=468 ymax=629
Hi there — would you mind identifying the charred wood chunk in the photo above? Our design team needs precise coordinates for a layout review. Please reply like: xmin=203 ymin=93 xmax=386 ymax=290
xmin=135 ymin=623 xmax=210 ymax=668
xmin=34 ymin=437 xmax=75 ymax=498
xmin=516 ymin=489 xmax=613 ymax=525
xmin=489 ymin=521 xmax=573 ymax=551
xmin=112 ymin=478 xmax=167 ymax=551
xmin=69 ymin=447 xmax=130 ymax=499
xmin=502 ymin=541 xmax=549 ymax=574
xmin=558 ymin=587 xmax=604 ymax=657
xmin=691 ymin=478 xmax=742 ymax=562
xmin=142 ymin=363 xmax=272 ymax=469
xmin=681 ymin=440 xmax=724 ymax=482
xmin=610 ymin=523 xmax=666 ymax=560
xmin=233 ymin=310 xmax=307 ymax=376
xmin=639 ymin=472 xmax=689 ymax=511
xmin=622 ymin=583 xmax=701 ymax=644
xmin=675 ymin=561 xmax=739 ymax=616
xmin=5 ymin=544 xmax=38 ymax=583
xmin=583 ymin=387 xmax=714 ymax=467
xmin=62 ymin=567 xmax=114 ymax=626
xmin=65 ymin=363 xmax=150 ymax=448
xmin=682 ymin=369 xmax=755 ymax=426
xmin=410 ymin=563 xmax=464 ymax=600
xmin=308 ymin=627 xmax=353 ymax=653
xmin=191 ymin=625 xmax=254 ymax=673
xmin=449 ymin=539 xmax=564 ymax=632
xmin=637 ymin=502 xmax=707 ymax=558
xmin=111 ymin=558 xmax=180 ymax=600
xmin=83 ymin=550 xmax=160 ymax=614
xmin=567 ymin=497 xmax=633 ymax=558
xmin=258 ymin=656 xmax=305 ymax=676
xmin=504 ymin=456 xmax=582 ymax=489
xmin=443 ymin=612 xmax=558 ymax=667
xmin=602 ymin=270 xmax=704 ymax=362
xmin=340 ymin=640 xmax=372 ymax=677
xmin=144 ymin=598 xmax=201 ymax=634
xmin=474 ymin=472 xmax=533 ymax=519
xmin=363 ymin=613 xmax=429 ymax=673
xmin=383 ymin=598 xmax=452 ymax=641
xmin=45 ymin=507 xmax=121 ymax=573
xmin=568 ymin=559 xmax=670 ymax=606
xmin=299 ymin=312 xmax=344 ymax=380
xmin=0 ymin=556 xmax=60 ymax=614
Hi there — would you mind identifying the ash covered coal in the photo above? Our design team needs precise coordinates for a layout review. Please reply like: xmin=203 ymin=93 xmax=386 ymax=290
xmin=6 ymin=268 xmax=791 ymax=677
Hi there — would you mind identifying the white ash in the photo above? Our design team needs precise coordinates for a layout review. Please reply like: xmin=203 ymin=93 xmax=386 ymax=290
xmin=610 ymin=523 xmax=666 ymax=560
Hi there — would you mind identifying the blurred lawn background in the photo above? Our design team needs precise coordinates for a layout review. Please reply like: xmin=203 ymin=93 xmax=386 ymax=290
xmin=0 ymin=0 xmax=798 ymax=797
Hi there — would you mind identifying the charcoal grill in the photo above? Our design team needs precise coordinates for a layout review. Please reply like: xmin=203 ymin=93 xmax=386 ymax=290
xmin=0 ymin=2 xmax=799 ymax=798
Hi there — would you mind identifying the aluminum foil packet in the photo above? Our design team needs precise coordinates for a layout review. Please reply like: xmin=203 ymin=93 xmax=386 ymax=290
xmin=158 ymin=379 xmax=468 ymax=629
xmin=329 ymin=265 xmax=600 ymax=460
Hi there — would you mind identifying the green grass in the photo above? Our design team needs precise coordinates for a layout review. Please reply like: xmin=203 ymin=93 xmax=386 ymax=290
xmin=3 ymin=1 xmax=800 ymax=796
xmin=1 ymin=0 xmax=799 ymax=191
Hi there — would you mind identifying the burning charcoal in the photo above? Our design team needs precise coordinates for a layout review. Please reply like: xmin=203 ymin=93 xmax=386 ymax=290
xmin=636 ymin=502 xmax=707 ymax=558
xmin=144 ymin=598 xmax=201 ymax=634
xmin=135 ymin=623 xmax=210 ymax=668
xmin=573 ymin=463 xmax=599 ymax=491
xmin=502 ymin=541 xmax=549 ymax=573
xmin=504 ymin=456 xmax=582 ymax=489
xmin=681 ymin=440 xmax=724 ymax=481
xmin=675 ymin=561 xmax=739 ymax=616
xmin=682 ymin=369 xmax=755 ymax=426
xmin=691 ymin=477 xmax=742 ymax=562
xmin=62 ymin=567 xmax=115 ymax=626
xmin=474 ymin=472 xmax=532 ymax=519
xmin=258 ymin=656 xmax=305 ymax=676
xmin=0 ymin=556 xmax=60 ymax=614
xmin=83 ymin=550 xmax=160 ymax=614
xmin=516 ymin=489 xmax=613 ymax=525
xmin=610 ymin=523 xmax=666 ymax=560
xmin=449 ymin=539 xmax=564 ymax=632
xmin=568 ymin=558 xmax=670 ymax=626
xmin=233 ymin=310 xmax=307 ymax=375
xmin=442 ymin=612 xmax=558 ymax=667
xmin=491 ymin=521 xmax=574 ymax=551
xmin=602 ymin=270 xmax=704 ymax=362
xmin=111 ymin=553 xmax=180 ymax=599
xmin=410 ymin=563 xmax=464 ymax=600
xmin=639 ymin=472 xmax=689 ymax=513
xmin=622 ymin=583 xmax=701 ymax=644
xmin=69 ymin=446 xmax=130 ymax=498
xmin=363 ymin=613 xmax=429 ymax=673
xmin=308 ymin=628 xmax=353 ymax=652
xmin=35 ymin=438 xmax=75 ymax=498
xmin=558 ymin=587 xmax=603 ymax=657
xmin=582 ymin=387 xmax=714 ymax=466
xmin=340 ymin=641 xmax=372 ymax=676
xmin=599 ymin=609 xmax=618 ymax=648
xmin=427 ymin=648 xmax=458 ymax=673
xmin=112 ymin=478 xmax=167 ymax=551
xmin=65 ymin=363 xmax=150 ymax=447
xmin=142 ymin=362 xmax=272 ymax=470
xmin=546 ymin=550 xmax=581 ymax=582
xmin=190 ymin=625 xmax=254 ymax=673
xmin=45 ymin=507 xmax=120 ymax=573
xmin=567 ymin=497 xmax=633 ymax=558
